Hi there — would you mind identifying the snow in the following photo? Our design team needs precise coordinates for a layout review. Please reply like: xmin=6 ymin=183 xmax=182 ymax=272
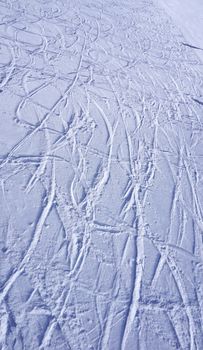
xmin=156 ymin=0 xmax=203 ymax=62
xmin=0 ymin=0 xmax=203 ymax=349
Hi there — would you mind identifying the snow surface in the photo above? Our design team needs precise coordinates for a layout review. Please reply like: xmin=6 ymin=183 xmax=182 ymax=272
xmin=0 ymin=0 xmax=203 ymax=349
xmin=156 ymin=0 xmax=203 ymax=63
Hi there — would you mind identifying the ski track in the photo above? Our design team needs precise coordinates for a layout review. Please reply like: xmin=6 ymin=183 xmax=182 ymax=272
xmin=0 ymin=0 xmax=203 ymax=349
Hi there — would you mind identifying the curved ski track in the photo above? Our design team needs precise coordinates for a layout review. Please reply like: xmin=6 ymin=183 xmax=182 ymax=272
xmin=0 ymin=0 xmax=203 ymax=349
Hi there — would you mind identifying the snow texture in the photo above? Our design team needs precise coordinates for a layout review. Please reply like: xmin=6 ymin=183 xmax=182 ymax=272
xmin=0 ymin=0 xmax=203 ymax=349
xmin=156 ymin=0 xmax=203 ymax=63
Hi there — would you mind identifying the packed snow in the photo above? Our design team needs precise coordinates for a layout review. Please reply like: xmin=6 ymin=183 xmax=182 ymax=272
xmin=0 ymin=0 xmax=203 ymax=349
xmin=156 ymin=0 xmax=203 ymax=63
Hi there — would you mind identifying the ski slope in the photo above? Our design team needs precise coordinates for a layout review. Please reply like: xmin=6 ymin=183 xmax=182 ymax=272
xmin=156 ymin=0 xmax=203 ymax=63
xmin=0 ymin=0 xmax=203 ymax=349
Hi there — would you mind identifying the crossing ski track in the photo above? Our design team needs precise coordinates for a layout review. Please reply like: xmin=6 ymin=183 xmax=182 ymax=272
xmin=0 ymin=0 xmax=203 ymax=349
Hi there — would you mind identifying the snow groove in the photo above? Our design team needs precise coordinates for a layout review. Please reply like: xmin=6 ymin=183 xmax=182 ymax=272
xmin=0 ymin=0 xmax=203 ymax=349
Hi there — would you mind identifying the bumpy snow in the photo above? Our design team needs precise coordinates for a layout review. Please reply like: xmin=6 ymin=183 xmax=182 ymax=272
xmin=0 ymin=0 xmax=203 ymax=349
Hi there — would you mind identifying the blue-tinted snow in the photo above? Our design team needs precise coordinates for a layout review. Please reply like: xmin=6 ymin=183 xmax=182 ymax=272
xmin=0 ymin=0 xmax=203 ymax=349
